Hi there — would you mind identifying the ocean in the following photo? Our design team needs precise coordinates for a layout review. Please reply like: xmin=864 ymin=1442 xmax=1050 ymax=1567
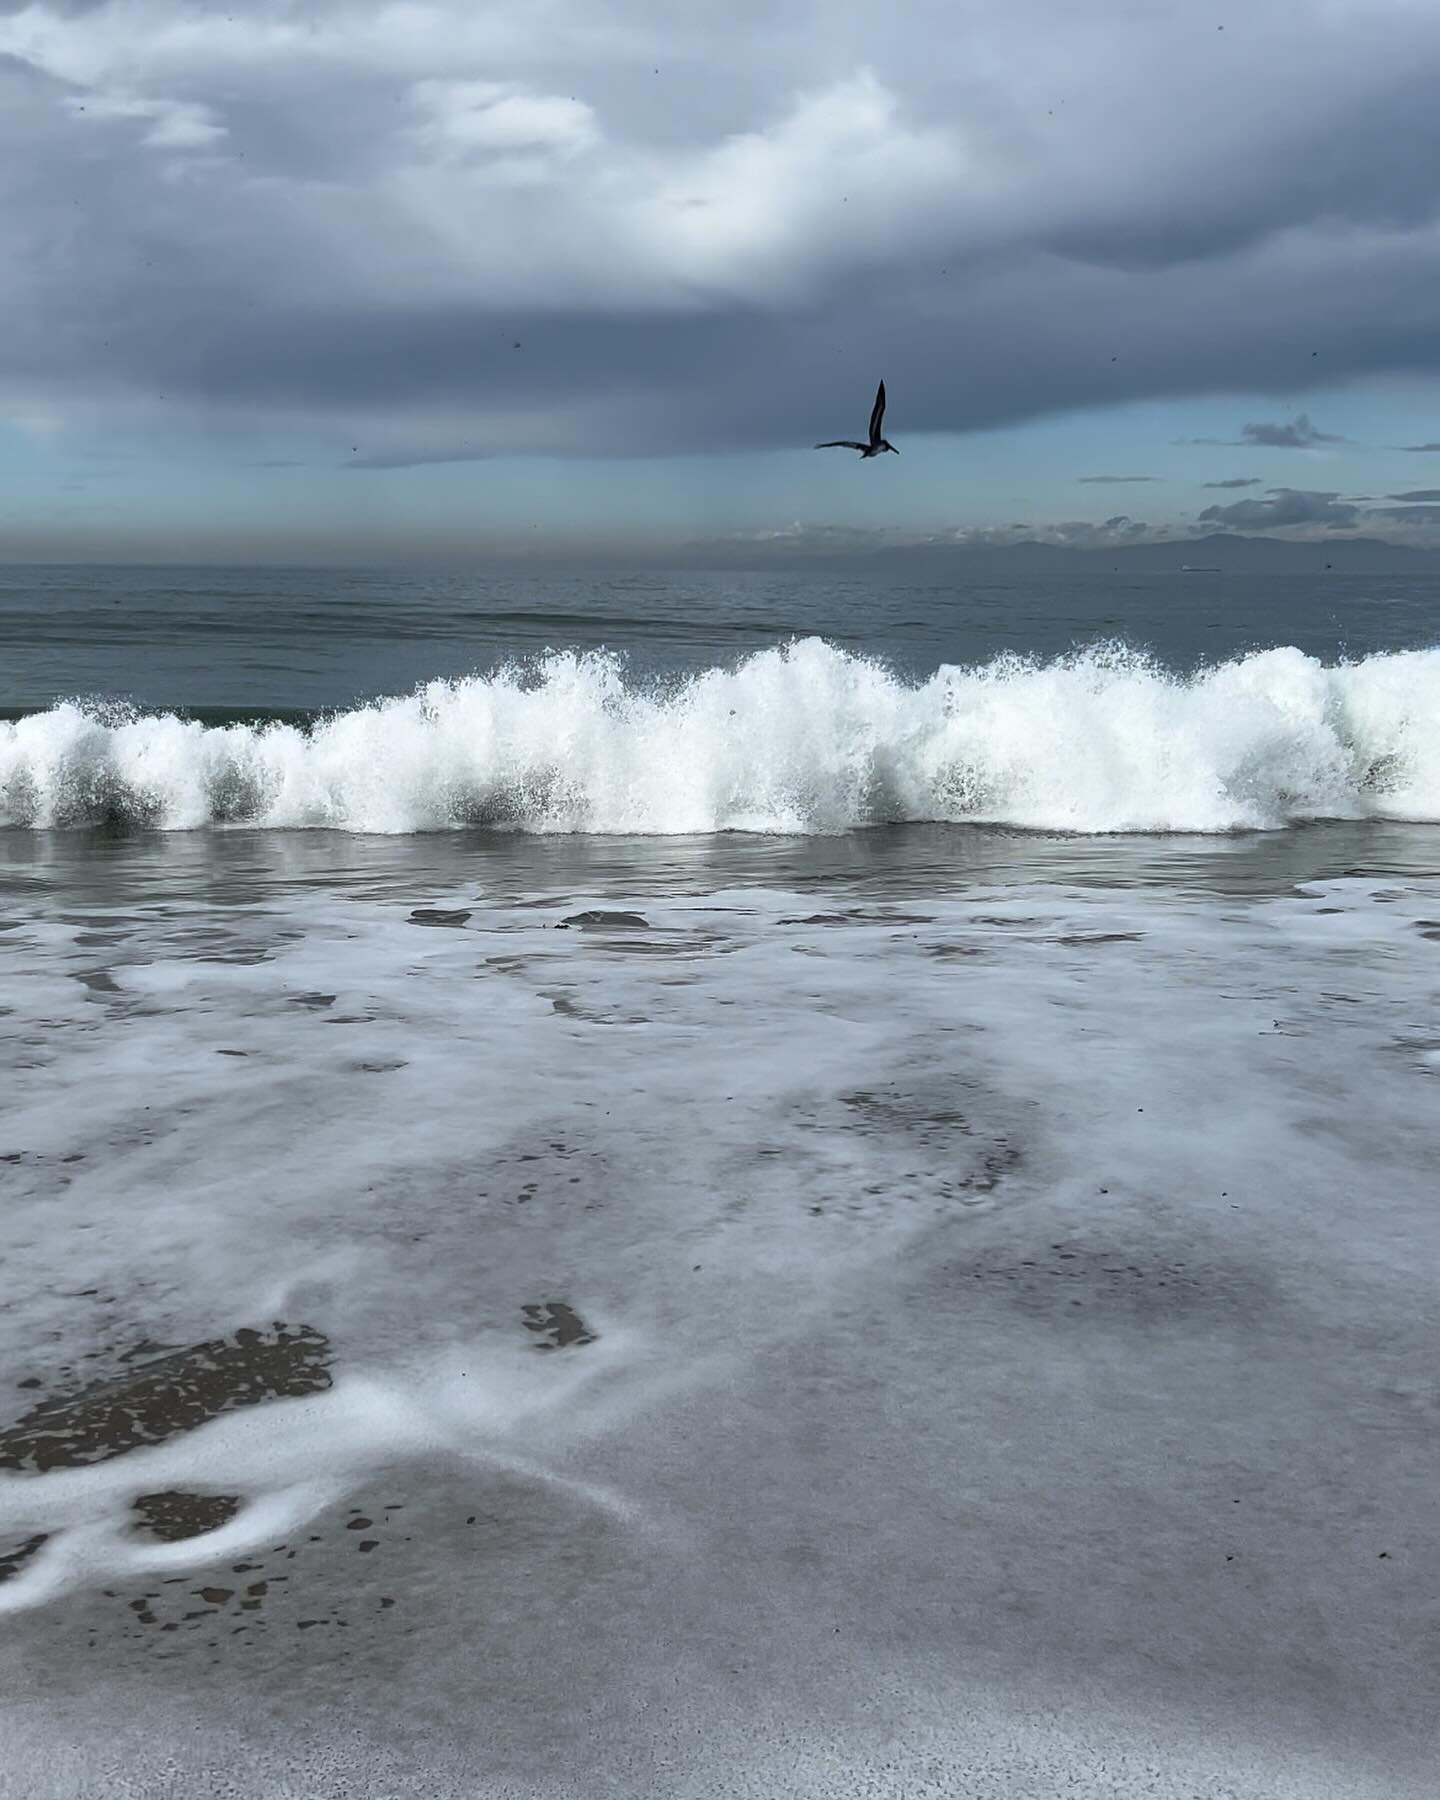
xmin=2 ymin=563 xmax=1438 ymax=1799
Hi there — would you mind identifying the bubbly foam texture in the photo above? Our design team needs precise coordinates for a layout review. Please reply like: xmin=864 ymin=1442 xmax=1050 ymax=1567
xmin=0 ymin=884 xmax=1037 ymax=1613
xmin=5 ymin=638 xmax=1439 ymax=833
xmin=4 ymin=875 xmax=1439 ymax=1793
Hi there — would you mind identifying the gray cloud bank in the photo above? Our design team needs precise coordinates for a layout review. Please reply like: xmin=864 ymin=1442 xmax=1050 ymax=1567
xmin=3 ymin=0 xmax=1440 ymax=470
xmin=1197 ymin=487 xmax=1359 ymax=529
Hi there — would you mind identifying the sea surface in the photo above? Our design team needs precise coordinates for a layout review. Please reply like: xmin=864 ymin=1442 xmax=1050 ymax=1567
xmin=2 ymin=563 xmax=1439 ymax=1799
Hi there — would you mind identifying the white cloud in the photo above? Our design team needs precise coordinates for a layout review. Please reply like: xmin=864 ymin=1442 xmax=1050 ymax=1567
xmin=408 ymin=81 xmax=599 ymax=161
xmin=64 ymin=90 xmax=226 ymax=150
xmin=633 ymin=71 xmax=972 ymax=299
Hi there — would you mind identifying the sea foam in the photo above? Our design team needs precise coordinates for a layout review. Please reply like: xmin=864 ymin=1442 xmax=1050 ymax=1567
xmin=3 ymin=638 xmax=1438 ymax=833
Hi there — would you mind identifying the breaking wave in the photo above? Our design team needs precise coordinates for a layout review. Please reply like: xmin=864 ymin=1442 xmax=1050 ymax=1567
xmin=2 ymin=639 xmax=1438 ymax=834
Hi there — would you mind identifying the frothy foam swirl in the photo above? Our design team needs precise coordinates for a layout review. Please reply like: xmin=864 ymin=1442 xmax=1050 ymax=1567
xmin=3 ymin=639 xmax=1438 ymax=834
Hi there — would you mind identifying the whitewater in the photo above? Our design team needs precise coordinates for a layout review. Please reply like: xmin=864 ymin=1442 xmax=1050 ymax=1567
xmin=3 ymin=638 xmax=1439 ymax=834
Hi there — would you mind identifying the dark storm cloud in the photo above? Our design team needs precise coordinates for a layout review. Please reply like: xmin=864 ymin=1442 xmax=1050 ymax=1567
xmin=1372 ymin=503 xmax=1440 ymax=520
xmin=1197 ymin=488 xmax=1359 ymax=530
xmin=4 ymin=0 xmax=1440 ymax=466
xmin=1076 ymin=474 xmax=1157 ymax=484
xmin=1202 ymin=477 xmax=1261 ymax=488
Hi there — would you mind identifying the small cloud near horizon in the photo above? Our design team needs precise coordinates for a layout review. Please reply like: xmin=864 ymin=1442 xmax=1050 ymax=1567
xmin=1179 ymin=414 xmax=1346 ymax=450
xmin=1077 ymin=474 xmax=1158 ymax=484
xmin=1399 ymin=443 xmax=1440 ymax=452
xmin=957 ymin=514 xmax=1159 ymax=550
xmin=1202 ymin=476 xmax=1261 ymax=488
xmin=1238 ymin=413 xmax=1345 ymax=448
xmin=1198 ymin=486 xmax=1358 ymax=529
xmin=1386 ymin=489 xmax=1440 ymax=502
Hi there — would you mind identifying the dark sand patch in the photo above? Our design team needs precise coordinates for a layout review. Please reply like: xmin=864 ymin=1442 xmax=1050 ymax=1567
xmin=131 ymin=1492 xmax=243 ymax=1543
xmin=950 ymin=1237 xmax=1274 ymax=1324
xmin=0 ymin=1323 xmax=332 ymax=1474
xmin=546 ymin=992 xmax=651 ymax=1024
xmin=557 ymin=911 xmax=649 ymax=930
xmin=521 ymin=1302 xmax=597 ymax=1351
xmin=779 ymin=911 xmax=933 ymax=926
xmin=829 ymin=1087 xmax=1023 ymax=1199
xmin=840 ymin=1088 xmax=980 ymax=1146
xmin=1053 ymin=932 xmax=1145 ymax=947
xmin=582 ymin=938 xmax=715 ymax=957
xmin=73 ymin=969 xmax=122 ymax=994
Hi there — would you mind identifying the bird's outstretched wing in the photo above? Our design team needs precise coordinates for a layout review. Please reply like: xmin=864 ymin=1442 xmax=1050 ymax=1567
xmin=815 ymin=440 xmax=867 ymax=450
xmin=868 ymin=380 xmax=887 ymax=445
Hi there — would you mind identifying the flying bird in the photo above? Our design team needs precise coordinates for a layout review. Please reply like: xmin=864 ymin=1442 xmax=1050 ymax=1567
xmin=816 ymin=380 xmax=899 ymax=458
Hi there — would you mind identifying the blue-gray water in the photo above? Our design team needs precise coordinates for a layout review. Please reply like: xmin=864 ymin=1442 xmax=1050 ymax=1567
xmin=2 ymin=561 xmax=1438 ymax=714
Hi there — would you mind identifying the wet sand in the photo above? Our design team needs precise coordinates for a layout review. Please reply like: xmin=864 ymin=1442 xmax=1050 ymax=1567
xmin=2 ymin=856 xmax=1438 ymax=1797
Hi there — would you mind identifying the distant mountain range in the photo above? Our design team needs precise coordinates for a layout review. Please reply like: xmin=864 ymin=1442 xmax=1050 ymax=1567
xmin=4 ymin=528 xmax=1436 ymax=575
xmin=986 ymin=532 xmax=1437 ymax=572
xmin=763 ymin=531 xmax=1440 ymax=574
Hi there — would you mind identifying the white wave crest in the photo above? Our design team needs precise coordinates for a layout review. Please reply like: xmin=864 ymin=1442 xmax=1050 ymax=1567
xmin=3 ymin=639 xmax=1438 ymax=834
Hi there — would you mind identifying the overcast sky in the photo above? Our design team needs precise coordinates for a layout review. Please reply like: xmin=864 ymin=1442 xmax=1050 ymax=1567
xmin=4 ymin=0 xmax=1440 ymax=559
